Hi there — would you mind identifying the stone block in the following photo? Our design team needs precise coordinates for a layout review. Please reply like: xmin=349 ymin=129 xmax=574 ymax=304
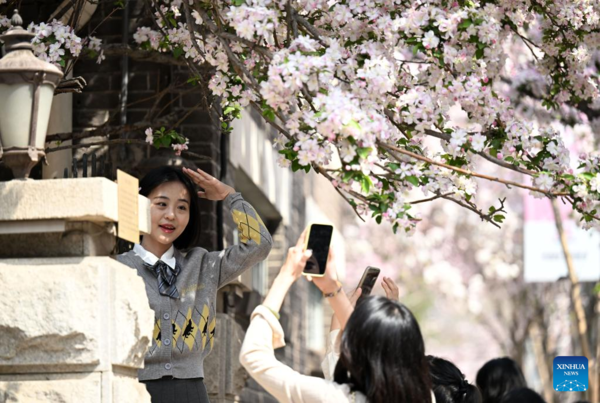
xmin=110 ymin=372 xmax=151 ymax=402
xmin=0 ymin=373 xmax=101 ymax=403
xmin=0 ymin=178 xmax=150 ymax=235
xmin=0 ymin=371 xmax=152 ymax=403
xmin=112 ymin=265 xmax=154 ymax=369
xmin=0 ymin=222 xmax=116 ymax=258
xmin=0 ymin=257 xmax=153 ymax=374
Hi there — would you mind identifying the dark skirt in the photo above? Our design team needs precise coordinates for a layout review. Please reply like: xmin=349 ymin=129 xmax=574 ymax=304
xmin=143 ymin=377 xmax=210 ymax=403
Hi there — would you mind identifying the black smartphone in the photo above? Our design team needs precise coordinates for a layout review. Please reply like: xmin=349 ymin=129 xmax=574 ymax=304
xmin=302 ymin=223 xmax=334 ymax=277
xmin=357 ymin=266 xmax=380 ymax=298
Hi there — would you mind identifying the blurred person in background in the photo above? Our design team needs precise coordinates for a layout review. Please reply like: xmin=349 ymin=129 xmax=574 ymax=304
xmin=239 ymin=235 xmax=433 ymax=403
xmin=498 ymin=387 xmax=545 ymax=403
xmin=428 ymin=356 xmax=482 ymax=403
xmin=476 ymin=357 xmax=527 ymax=403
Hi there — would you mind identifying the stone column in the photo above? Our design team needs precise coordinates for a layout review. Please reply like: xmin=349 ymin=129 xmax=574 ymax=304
xmin=0 ymin=178 xmax=153 ymax=403
xmin=203 ymin=314 xmax=248 ymax=403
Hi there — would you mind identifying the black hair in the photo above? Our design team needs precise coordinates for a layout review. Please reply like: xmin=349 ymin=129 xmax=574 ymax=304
xmin=498 ymin=388 xmax=545 ymax=403
xmin=476 ymin=357 xmax=527 ymax=403
xmin=139 ymin=166 xmax=200 ymax=250
xmin=428 ymin=356 xmax=482 ymax=403
xmin=333 ymin=296 xmax=432 ymax=403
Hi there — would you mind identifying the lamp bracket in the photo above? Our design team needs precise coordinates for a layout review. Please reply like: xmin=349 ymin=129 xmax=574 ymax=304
xmin=27 ymin=146 xmax=38 ymax=162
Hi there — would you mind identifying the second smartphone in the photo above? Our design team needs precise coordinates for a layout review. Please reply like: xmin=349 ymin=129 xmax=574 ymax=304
xmin=356 ymin=266 xmax=380 ymax=301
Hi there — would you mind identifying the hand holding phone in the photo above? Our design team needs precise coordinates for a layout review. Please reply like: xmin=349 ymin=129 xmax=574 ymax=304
xmin=302 ymin=223 xmax=334 ymax=277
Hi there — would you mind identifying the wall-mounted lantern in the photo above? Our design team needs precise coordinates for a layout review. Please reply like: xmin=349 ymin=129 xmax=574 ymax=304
xmin=0 ymin=10 xmax=63 ymax=179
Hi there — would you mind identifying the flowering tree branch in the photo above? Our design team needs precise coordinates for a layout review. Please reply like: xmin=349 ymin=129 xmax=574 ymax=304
xmin=380 ymin=142 xmax=567 ymax=197
xmin=10 ymin=1 xmax=599 ymax=233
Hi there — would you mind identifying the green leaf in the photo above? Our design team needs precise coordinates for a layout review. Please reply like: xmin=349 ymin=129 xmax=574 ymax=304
xmin=346 ymin=120 xmax=361 ymax=132
xmin=493 ymin=214 xmax=505 ymax=223
xmin=224 ymin=105 xmax=238 ymax=115
xmin=232 ymin=0 xmax=245 ymax=4
xmin=458 ymin=20 xmax=472 ymax=29
xmin=357 ymin=147 xmax=372 ymax=159
xmin=262 ymin=107 xmax=276 ymax=122
xmin=360 ymin=176 xmax=373 ymax=193
xmin=381 ymin=179 xmax=390 ymax=191
xmin=172 ymin=47 xmax=184 ymax=59
xmin=405 ymin=175 xmax=419 ymax=187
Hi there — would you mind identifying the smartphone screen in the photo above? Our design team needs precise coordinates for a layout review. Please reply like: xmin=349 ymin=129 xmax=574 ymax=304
xmin=358 ymin=267 xmax=380 ymax=297
xmin=303 ymin=224 xmax=334 ymax=276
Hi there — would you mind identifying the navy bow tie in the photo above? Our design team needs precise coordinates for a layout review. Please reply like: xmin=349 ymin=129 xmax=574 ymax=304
xmin=145 ymin=260 xmax=181 ymax=299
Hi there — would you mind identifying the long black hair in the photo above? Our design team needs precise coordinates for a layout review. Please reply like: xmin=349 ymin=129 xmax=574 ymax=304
xmin=476 ymin=357 xmax=527 ymax=403
xmin=428 ymin=356 xmax=482 ymax=403
xmin=333 ymin=296 xmax=432 ymax=403
xmin=139 ymin=166 xmax=200 ymax=250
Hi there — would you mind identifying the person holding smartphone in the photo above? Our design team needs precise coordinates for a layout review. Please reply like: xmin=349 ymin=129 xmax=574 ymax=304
xmin=239 ymin=233 xmax=433 ymax=403
xmin=322 ymin=274 xmax=401 ymax=380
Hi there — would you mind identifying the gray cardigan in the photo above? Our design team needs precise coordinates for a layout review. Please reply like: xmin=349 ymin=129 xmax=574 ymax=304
xmin=117 ymin=192 xmax=272 ymax=381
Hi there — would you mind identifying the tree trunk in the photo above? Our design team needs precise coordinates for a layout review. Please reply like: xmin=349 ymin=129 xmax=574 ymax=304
xmin=550 ymin=199 xmax=592 ymax=400
xmin=531 ymin=321 xmax=554 ymax=402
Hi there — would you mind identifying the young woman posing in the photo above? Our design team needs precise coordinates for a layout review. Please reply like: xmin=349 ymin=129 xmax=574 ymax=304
xmin=118 ymin=166 xmax=272 ymax=403
xmin=240 ymin=235 xmax=433 ymax=403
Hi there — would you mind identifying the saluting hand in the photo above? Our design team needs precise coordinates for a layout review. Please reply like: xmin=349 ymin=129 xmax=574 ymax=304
xmin=183 ymin=167 xmax=235 ymax=201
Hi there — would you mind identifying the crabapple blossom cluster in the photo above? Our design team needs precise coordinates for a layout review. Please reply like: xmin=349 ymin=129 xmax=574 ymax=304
xmin=134 ymin=0 xmax=600 ymax=233
xmin=0 ymin=15 xmax=104 ymax=66
xmin=145 ymin=127 xmax=190 ymax=156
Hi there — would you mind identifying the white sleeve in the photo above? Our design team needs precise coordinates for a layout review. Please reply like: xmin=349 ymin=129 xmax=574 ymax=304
xmin=321 ymin=329 xmax=342 ymax=381
xmin=240 ymin=306 xmax=352 ymax=403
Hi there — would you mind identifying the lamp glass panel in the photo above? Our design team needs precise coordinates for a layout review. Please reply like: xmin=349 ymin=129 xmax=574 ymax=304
xmin=35 ymin=84 xmax=55 ymax=149
xmin=0 ymin=82 xmax=33 ymax=148
xmin=0 ymin=83 xmax=55 ymax=149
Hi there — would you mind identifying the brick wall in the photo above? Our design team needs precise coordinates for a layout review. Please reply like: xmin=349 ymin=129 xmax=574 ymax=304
xmin=73 ymin=1 xmax=221 ymax=251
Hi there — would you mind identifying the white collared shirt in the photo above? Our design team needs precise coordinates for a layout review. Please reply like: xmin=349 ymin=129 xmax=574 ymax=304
xmin=133 ymin=243 xmax=176 ymax=269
